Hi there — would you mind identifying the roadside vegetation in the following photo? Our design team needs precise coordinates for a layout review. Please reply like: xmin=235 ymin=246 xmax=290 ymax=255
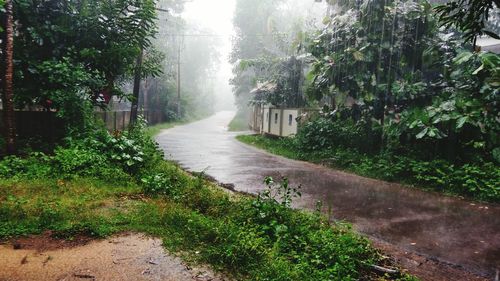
xmin=0 ymin=121 xmax=416 ymax=281
xmin=228 ymin=110 xmax=249 ymax=131
xmin=238 ymin=132 xmax=499 ymax=203
xmin=231 ymin=0 xmax=499 ymax=203
xmin=145 ymin=114 xmax=209 ymax=137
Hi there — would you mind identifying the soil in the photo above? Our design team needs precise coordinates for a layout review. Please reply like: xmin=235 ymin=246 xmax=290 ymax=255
xmin=0 ymin=232 xmax=229 ymax=281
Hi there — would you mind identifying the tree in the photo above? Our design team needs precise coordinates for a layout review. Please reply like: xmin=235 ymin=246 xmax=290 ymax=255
xmin=306 ymin=0 xmax=439 ymax=122
xmin=435 ymin=0 xmax=500 ymax=45
xmin=10 ymin=0 xmax=159 ymax=133
xmin=1 ymin=0 xmax=16 ymax=154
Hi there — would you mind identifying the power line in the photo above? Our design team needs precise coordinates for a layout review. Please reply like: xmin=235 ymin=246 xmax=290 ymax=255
xmin=157 ymin=33 xmax=292 ymax=38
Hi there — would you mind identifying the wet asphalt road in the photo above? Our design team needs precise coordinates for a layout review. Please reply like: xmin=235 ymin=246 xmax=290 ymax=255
xmin=156 ymin=111 xmax=500 ymax=278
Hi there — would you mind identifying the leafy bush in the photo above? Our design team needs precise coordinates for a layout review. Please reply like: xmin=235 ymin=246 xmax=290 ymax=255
xmin=296 ymin=116 xmax=381 ymax=154
xmin=0 ymin=116 xmax=161 ymax=183
xmin=141 ymin=173 xmax=172 ymax=195
xmin=53 ymin=146 xmax=107 ymax=175
xmin=0 ymin=153 xmax=52 ymax=179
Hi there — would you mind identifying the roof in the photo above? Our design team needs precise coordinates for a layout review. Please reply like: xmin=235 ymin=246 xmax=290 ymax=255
xmin=250 ymin=81 xmax=277 ymax=95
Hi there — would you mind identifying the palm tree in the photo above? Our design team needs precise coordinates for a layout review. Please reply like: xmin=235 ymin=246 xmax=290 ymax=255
xmin=2 ymin=0 xmax=16 ymax=154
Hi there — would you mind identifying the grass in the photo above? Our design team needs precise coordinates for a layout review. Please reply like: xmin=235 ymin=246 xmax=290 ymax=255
xmin=145 ymin=112 xmax=214 ymax=137
xmin=0 ymin=160 xmax=416 ymax=280
xmin=145 ymin=120 xmax=192 ymax=137
xmin=237 ymin=134 xmax=302 ymax=160
xmin=0 ymin=122 xmax=416 ymax=280
xmin=228 ymin=110 xmax=249 ymax=131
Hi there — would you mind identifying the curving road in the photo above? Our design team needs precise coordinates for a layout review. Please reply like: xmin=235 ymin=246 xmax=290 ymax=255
xmin=156 ymin=111 xmax=500 ymax=280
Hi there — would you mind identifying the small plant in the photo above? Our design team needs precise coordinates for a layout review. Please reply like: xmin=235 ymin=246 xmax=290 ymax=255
xmin=260 ymin=176 xmax=302 ymax=208
xmin=141 ymin=173 xmax=172 ymax=195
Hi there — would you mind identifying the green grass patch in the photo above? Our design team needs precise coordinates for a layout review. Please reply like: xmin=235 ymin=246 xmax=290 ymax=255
xmin=145 ymin=112 xmax=213 ymax=137
xmin=228 ymin=110 xmax=249 ymax=131
xmin=145 ymin=119 xmax=194 ymax=137
xmin=237 ymin=134 xmax=302 ymax=160
xmin=0 ymin=163 xmax=416 ymax=281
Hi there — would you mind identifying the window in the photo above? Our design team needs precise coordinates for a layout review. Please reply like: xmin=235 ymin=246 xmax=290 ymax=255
xmin=288 ymin=114 xmax=293 ymax=126
xmin=274 ymin=113 xmax=278 ymax=124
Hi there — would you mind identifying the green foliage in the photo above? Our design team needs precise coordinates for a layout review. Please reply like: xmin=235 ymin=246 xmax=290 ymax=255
xmin=435 ymin=0 xmax=500 ymax=42
xmin=28 ymin=58 xmax=103 ymax=133
xmin=392 ymin=50 xmax=500 ymax=162
xmin=306 ymin=0 xmax=439 ymax=112
xmin=53 ymin=147 xmax=108 ymax=176
xmin=0 ymin=122 xmax=414 ymax=281
xmin=260 ymin=176 xmax=302 ymax=208
xmin=293 ymin=0 xmax=499 ymax=203
xmin=9 ymin=0 xmax=159 ymax=133
xmin=243 ymin=56 xmax=306 ymax=107
xmin=295 ymin=115 xmax=382 ymax=154
xmin=230 ymin=0 xmax=315 ymax=110
xmin=228 ymin=110 xmax=249 ymax=131
xmin=141 ymin=173 xmax=172 ymax=195
xmin=0 ymin=117 xmax=162 ymax=183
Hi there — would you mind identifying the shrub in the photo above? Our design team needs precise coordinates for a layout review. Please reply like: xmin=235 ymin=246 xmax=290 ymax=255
xmin=53 ymin=146 xmax=107 ymax=175
xmin=141 ymin=173 xmax=172 ymax=195
xmin=0 ymin=153 xmax=52 ymax=179
xmin=295 ymin=117 xmax=381 ymax=154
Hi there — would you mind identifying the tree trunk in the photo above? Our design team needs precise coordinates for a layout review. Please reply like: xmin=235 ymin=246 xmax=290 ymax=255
xmin=2 ymin=0 xmax=16 ymax=155
xmin=129 ymin=47 xmax=143 ymax=129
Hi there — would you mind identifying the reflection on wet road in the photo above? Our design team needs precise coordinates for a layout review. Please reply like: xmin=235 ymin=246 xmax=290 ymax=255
xmin=156 ymin=111 xmax=500 ymax=278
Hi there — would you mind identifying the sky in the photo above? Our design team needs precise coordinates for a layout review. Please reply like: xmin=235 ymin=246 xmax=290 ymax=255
xmin=182 ymin=0 xmax=237 ymax=110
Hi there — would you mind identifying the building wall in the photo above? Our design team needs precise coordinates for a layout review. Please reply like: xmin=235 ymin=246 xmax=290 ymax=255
xmin=282 ymin=109 xmax=299 ymax=137
xmin=269 ymin=108 xmax=281 ymax=136
xmin=257 ymin=107 xmax=300 ymax=137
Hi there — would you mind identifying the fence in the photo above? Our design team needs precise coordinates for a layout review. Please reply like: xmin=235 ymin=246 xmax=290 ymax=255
xmin=94 ymin=110 xmax=166 ymax=131
xmin=0 ymin=110 xmax=167 ymax=141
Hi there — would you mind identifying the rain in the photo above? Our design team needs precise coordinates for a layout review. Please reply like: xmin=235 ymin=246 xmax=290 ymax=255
xmin=0 ymin=0 xmax=499 ymax=280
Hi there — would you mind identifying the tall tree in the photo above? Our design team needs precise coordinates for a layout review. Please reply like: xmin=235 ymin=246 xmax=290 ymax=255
xmin=10 ymin=0 xmax=159 ymax=133
xmin=2 ymin=0 xmax=16 ymax=154
xmin=130 ymin=48 xmax=144 ymax=128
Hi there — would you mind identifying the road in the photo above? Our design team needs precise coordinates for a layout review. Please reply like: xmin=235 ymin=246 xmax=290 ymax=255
xmin=156 ymin=111 xmax=500 ymax=280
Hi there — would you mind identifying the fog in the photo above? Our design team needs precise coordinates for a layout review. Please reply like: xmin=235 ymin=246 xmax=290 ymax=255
xmin=178 ymin=0 xmax=328 ymax=112
xmin=181 ymin=0 xmax=237 ymax=111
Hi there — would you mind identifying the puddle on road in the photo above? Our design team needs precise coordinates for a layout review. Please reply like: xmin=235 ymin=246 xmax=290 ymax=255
xmin=0 ymin=233 xmax=228 ymax=281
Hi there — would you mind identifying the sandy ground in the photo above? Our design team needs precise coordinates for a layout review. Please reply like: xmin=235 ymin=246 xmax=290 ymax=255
xmin=0 ymin=233 xmax=228 ymax=281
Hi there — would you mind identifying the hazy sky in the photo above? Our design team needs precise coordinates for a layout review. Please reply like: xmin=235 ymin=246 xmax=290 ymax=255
xmin=182 ymin=0 xmax=237 ymax=110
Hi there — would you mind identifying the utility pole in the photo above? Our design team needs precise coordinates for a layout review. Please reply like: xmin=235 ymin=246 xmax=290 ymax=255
xmin=2 ymin=0 xmax=16 ymax=154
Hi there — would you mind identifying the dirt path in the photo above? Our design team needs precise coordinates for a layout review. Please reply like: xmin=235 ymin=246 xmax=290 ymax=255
xmin=0 ymin=233 xmax=228 ymax=281
xmin=156 ymin=111 xmax=500 ymax=280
